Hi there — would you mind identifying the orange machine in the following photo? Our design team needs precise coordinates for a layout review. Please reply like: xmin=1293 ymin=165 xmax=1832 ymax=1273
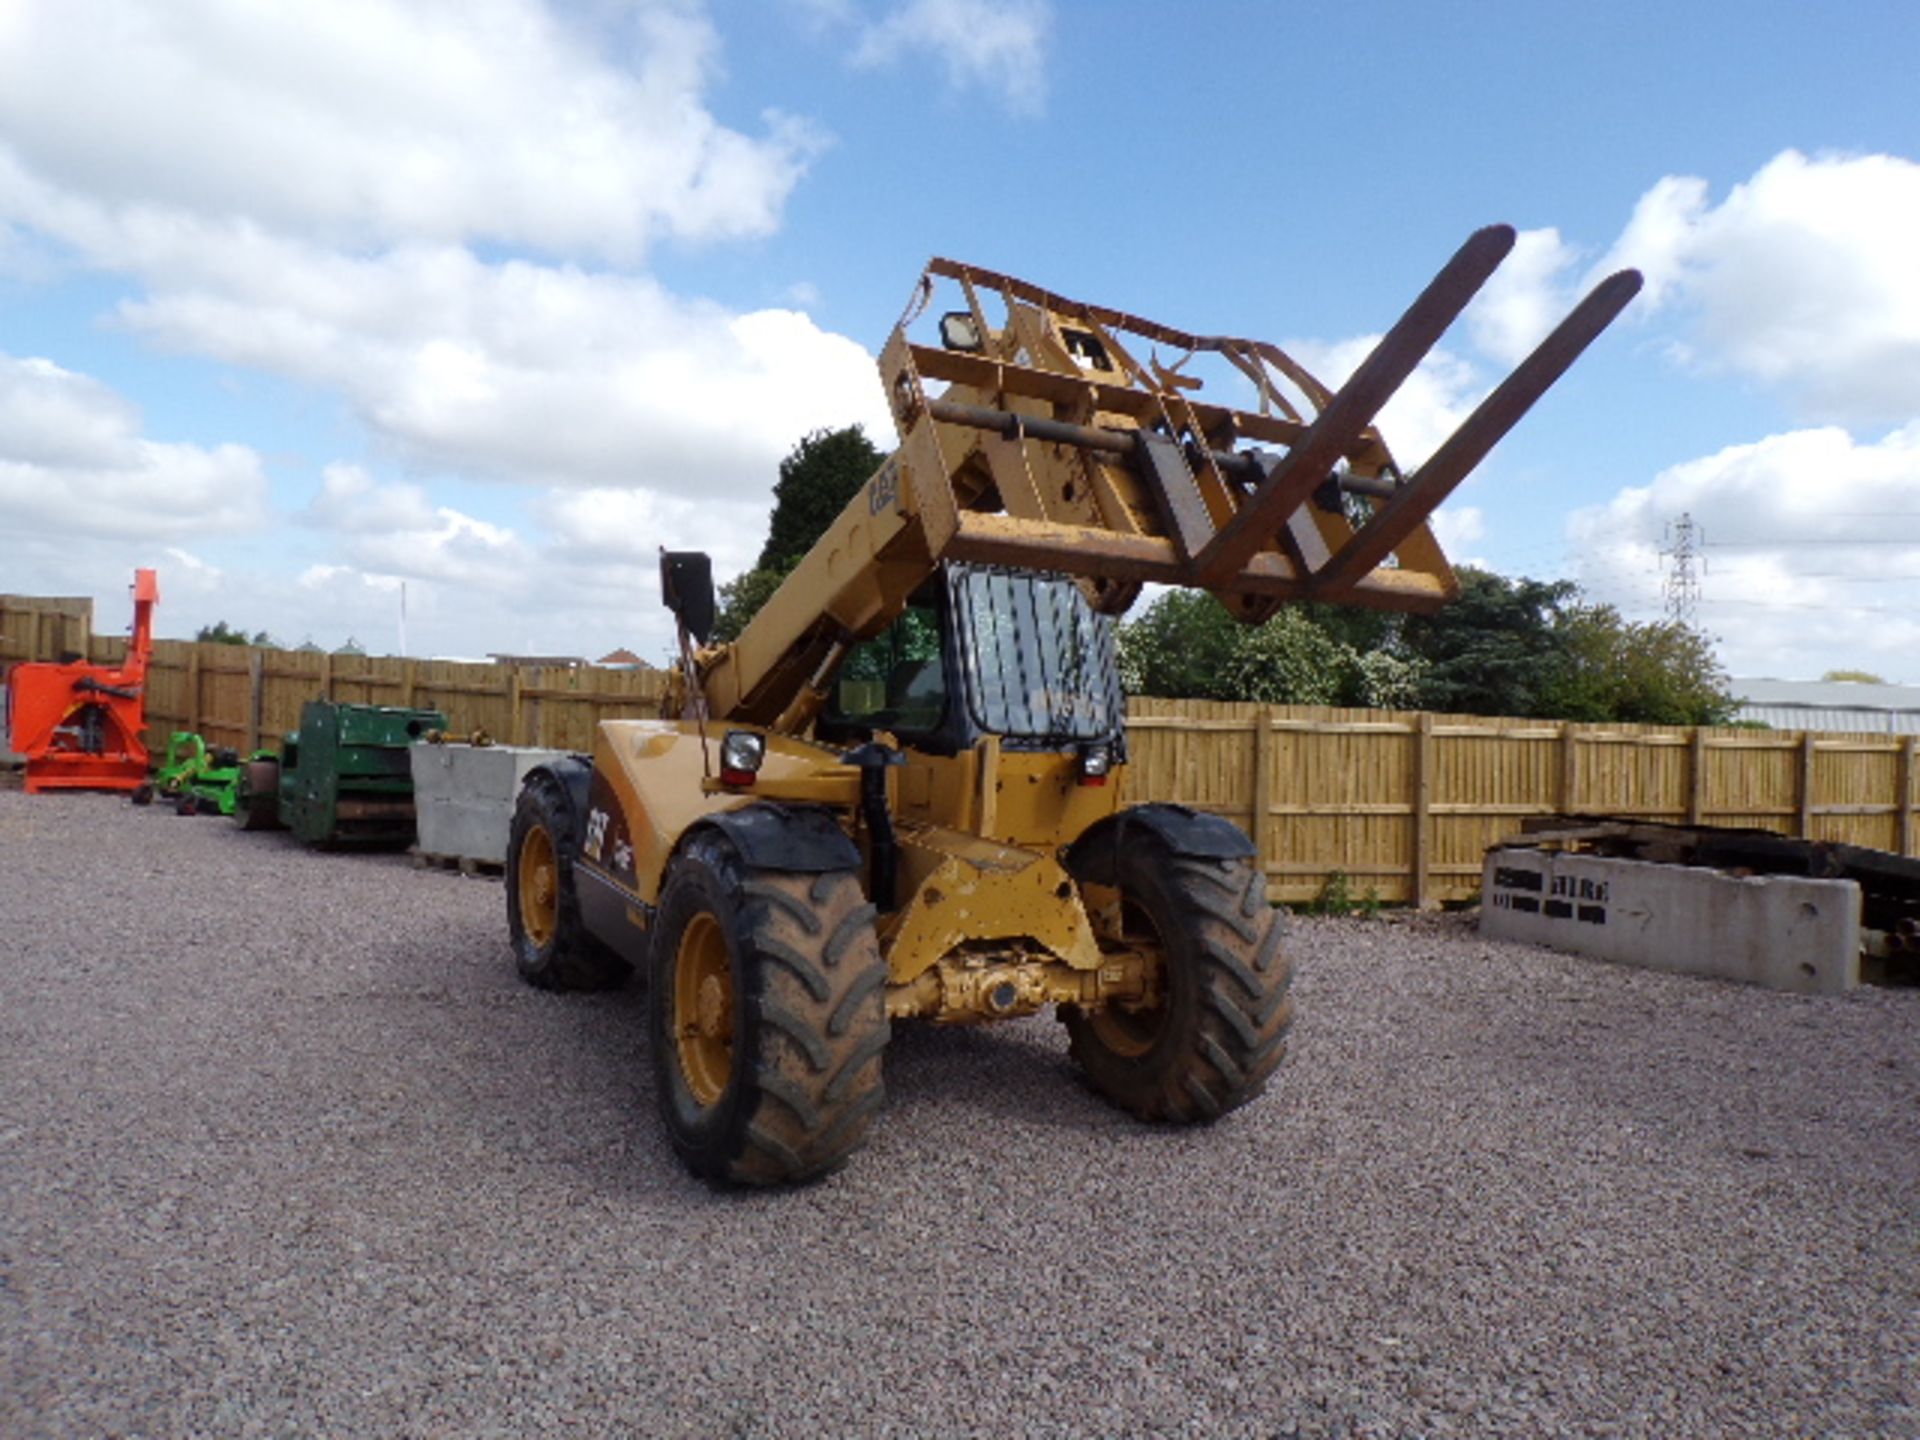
xmin=6 ymin=569 xmax=159 ymax=793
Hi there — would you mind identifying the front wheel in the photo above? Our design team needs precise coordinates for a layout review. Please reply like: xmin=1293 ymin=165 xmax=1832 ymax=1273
xmin=1063 ymin=842 xmax=1293 ymax=1122
xmin=506 ymin=771 xmax=628 ymax=992
xmin=648 ymin=832 xmax=889 ymax=1186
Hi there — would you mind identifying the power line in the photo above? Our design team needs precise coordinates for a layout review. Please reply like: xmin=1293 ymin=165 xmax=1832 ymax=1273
xmin=1705 ymin=537 xmax=1920 ymax=548
xmin=1701 ymin=596 xmax=1920 ymax=617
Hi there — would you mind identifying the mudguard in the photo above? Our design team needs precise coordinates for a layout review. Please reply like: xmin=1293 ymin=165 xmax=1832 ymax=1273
xmin=691 ymin=802 xmax=862 ymax=874
xmin=1062 ymin=802 xmax=1255 ymax=885
xmin=537 ymin=748 xmax=595 ymax=829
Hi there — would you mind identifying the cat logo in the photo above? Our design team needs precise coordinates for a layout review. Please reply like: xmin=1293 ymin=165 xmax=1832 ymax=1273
xmin=868 ymin=461 xmax=900 ymax=516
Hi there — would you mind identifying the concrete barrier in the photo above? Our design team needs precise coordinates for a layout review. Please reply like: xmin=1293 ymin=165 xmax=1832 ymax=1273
xmin=1481 ymin=847 xmax=1860 ymax=995
xmin=410 ymin=743 xmax=571 ymax=866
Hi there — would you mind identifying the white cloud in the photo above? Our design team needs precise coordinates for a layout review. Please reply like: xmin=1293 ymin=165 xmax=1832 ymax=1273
xmin=1596 ymin=151 xmax=1920 ymax=424
xmin=1568 ymin=423 xmax=1920 ymax=680
xmin=21 ymin=220 xmax=889 ymax=500
xmin=302 ymin=464 xmax=438 ymax=534
xmin=0 ymin=352 xmax=270 ymax=541
xmin=1430 ymin=505 xmax=1485 ymax=554
xmin=160 ymin=546 xmax=222 ymax=582
xmin=1286 ymin=336 xmax=1483 ymax=473
xmin=1599 ymin=174 xmax=1707 ymax=312
xmin=0 ymin=178 xmax=891 ymax=500
xmin=0 ymin=0 xmax=819 ymax=262
xmin=296 ymin=465 xmax=531 ymax=586
xmin=0 ymin=2 xmax=926 ymax=664
xmin=1465 ymin=227 xmax=1582 ymax=366
xmin=850 ymin=0 xmax=1049 ymax=113
xmin=538 ymin=487 xmax=765 ymax=574
xmin=0 ymin=2 xmax=891 ymax=505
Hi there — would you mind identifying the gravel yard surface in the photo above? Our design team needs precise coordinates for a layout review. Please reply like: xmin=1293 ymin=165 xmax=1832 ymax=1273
xmin=2 ymin=788 xmax=1916 ymax=1439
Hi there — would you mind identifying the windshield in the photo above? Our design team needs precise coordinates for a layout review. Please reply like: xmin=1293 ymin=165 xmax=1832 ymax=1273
xmin=953 ymin=566 xmax=1125 ymax=744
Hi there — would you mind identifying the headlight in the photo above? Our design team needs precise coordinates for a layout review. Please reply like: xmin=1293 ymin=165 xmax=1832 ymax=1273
xmin=939 ymin=311 xmax=984 ymax=354
xmin=719 ymin=729 xmax=766 ymax=786
xmin=1078 ymin=743 xmax=1110 ymax=786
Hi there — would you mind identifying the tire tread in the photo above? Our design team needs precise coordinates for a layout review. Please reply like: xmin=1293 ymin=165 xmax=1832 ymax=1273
xmin=1064 ymin=842 xmax=1292 ymax=1125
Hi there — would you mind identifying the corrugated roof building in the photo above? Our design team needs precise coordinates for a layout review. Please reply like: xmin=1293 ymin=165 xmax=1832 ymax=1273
xmin=1733 ymin=678 xmax=1920 ymax=734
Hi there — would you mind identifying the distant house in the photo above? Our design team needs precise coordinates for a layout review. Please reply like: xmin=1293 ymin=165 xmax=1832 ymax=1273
xmin=596 ymin=648 xmax=652 ymax=669
xmin=1732 ymin=678 xmax=1920 ymax=735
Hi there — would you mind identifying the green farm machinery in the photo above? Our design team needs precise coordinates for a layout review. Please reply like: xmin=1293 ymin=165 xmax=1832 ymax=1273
xmin=236 ymin=700 xmax=446 ymax=845
xmin=132 ymin=731 xmax=273 ymax=816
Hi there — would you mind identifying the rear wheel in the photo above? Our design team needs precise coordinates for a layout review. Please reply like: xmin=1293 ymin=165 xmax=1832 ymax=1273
xmin=649 ymin=831 xmax=888 ymax=1186
xmin=1064 ymin=840 xmax=1293 ymax=1122
xmin=506 ymin=771 xmax=628 ymax=992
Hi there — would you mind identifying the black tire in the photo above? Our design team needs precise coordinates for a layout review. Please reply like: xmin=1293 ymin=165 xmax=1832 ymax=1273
xmin=1063 ymin=841 xmax=1293 ymax=1122
xmin=130 ymin=784 xmax=154 ymax=807
xmin=174 ymin=793 xmax=199 ymax=816
xmin=649 ymin=831 xmax=888 ymax=1186
xmin=234 ymin=759 xmax=282 ymax=830
xmin=506 ymin=771 xmax=629 ymax=992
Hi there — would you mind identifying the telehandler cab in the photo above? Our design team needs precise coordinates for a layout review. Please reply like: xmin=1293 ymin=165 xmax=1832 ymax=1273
xmin=507 ymin=233 xmax=1641 ymax=1184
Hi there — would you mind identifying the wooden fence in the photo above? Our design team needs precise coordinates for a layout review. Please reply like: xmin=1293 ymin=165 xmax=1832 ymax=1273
xmin=0 ymin=592 xmax=93 ymax=668
xmin=1124 ymin=698 xmax=1917 ymax=905
xmin=6 ymin=592 xmax=1914 ymax=905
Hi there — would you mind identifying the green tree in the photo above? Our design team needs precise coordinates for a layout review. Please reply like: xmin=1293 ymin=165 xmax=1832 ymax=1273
xmin=1222 ymin=610 xmax=1351 ymax=705
xmin=713 ymin=563 xmax=795 ymax=644
xmin=758 ymin=425 xmax=887 ymax=571
xmin=1613 ymin=619 xmax=1733 ymax=724
xmin=1348 ymin=648 xmax=1428 ymax=710
xmin=1120 ymin=594 xmax=1416 ymax=707
xmin=1115 ymin=565 xmax=1732 ymax=724
xmin=195 ymin=620 xmax=274 ymax=647
xmin=1117 ymin=590 xmax=1246 ymax=700
xmin=716 ymin=425 xmax=888 ymax=642
xmin=1548 ymin=605 xmax=1733 ymax=725
xmin=1821 ymin=668 xmax=1885 ymax=684
xmin=1398 ymin=568 xmax=1579 ymax=717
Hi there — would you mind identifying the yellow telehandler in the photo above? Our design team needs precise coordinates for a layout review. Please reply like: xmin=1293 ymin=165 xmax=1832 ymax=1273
xmin=506 ymin=231 xmax=1640 ymax=1184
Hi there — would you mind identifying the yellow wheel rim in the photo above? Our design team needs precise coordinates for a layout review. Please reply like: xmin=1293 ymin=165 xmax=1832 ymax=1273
xmin=518 ymin=824 xmax=559 ymax=948
xmin=673 ymin=912 xmax=734 ymax=1108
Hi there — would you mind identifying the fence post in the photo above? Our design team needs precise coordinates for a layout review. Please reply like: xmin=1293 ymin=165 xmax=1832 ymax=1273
xmin=319 ymin=650 xmax=333 ymax=701
xmin=401 ymin=659 xmax=417 ymax=710
xmin=1250 ymin=706 xmax=1273 ymax=901
xmin=1687 ymin=726 xmax=1707 ymax=826
xmin=1412 ymin=711 xmax=1433 ymax=909
xmin=1559 ymin=722 xmax=1579 ymax=815
xmin=1797 ymin=732 xmax=1817 ymax=838
xmin=1900 ymin=735 xmax=1916 ymax=859
xmin=185 ymin=646 xmax=202 ymax=739
xmin=247 ymin=648 xmax=265 ymax=752
xmin=509 ymin=668 xmax=524 ymax=745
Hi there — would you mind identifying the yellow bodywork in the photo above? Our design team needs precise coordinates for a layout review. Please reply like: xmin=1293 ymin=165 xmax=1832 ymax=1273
xmin=583 ymin=717 xmax=1139 ymax=1023
xmin=627 ymin=257 xmax=1464 ymax=1022
xmin=610 ymin=249 xmax=1635 ymax=1025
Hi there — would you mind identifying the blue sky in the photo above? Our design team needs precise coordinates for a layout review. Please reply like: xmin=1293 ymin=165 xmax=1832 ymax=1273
xmin=3 ymin=0 xmax=1917 ymax=680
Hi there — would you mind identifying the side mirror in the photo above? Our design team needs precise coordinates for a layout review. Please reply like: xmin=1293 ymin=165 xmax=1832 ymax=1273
xmin=659 ymin=551 xmax=716 ymax=646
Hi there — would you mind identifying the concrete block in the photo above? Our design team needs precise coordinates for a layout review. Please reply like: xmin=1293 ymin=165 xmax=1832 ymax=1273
xmin=409 ymin=743 xmax=571 ymax=866
xmin=1481 ymin=847 xmax=1860 ymax=996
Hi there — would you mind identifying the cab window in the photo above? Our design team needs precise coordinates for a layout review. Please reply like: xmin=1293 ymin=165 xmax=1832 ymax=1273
xmin=825 ymin=600 xmax=947 ymax=735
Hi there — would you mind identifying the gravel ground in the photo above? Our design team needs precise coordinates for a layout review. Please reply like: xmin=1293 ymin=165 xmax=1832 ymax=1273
xmin=1 ymin=789 xmax=1916 ymax=1439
